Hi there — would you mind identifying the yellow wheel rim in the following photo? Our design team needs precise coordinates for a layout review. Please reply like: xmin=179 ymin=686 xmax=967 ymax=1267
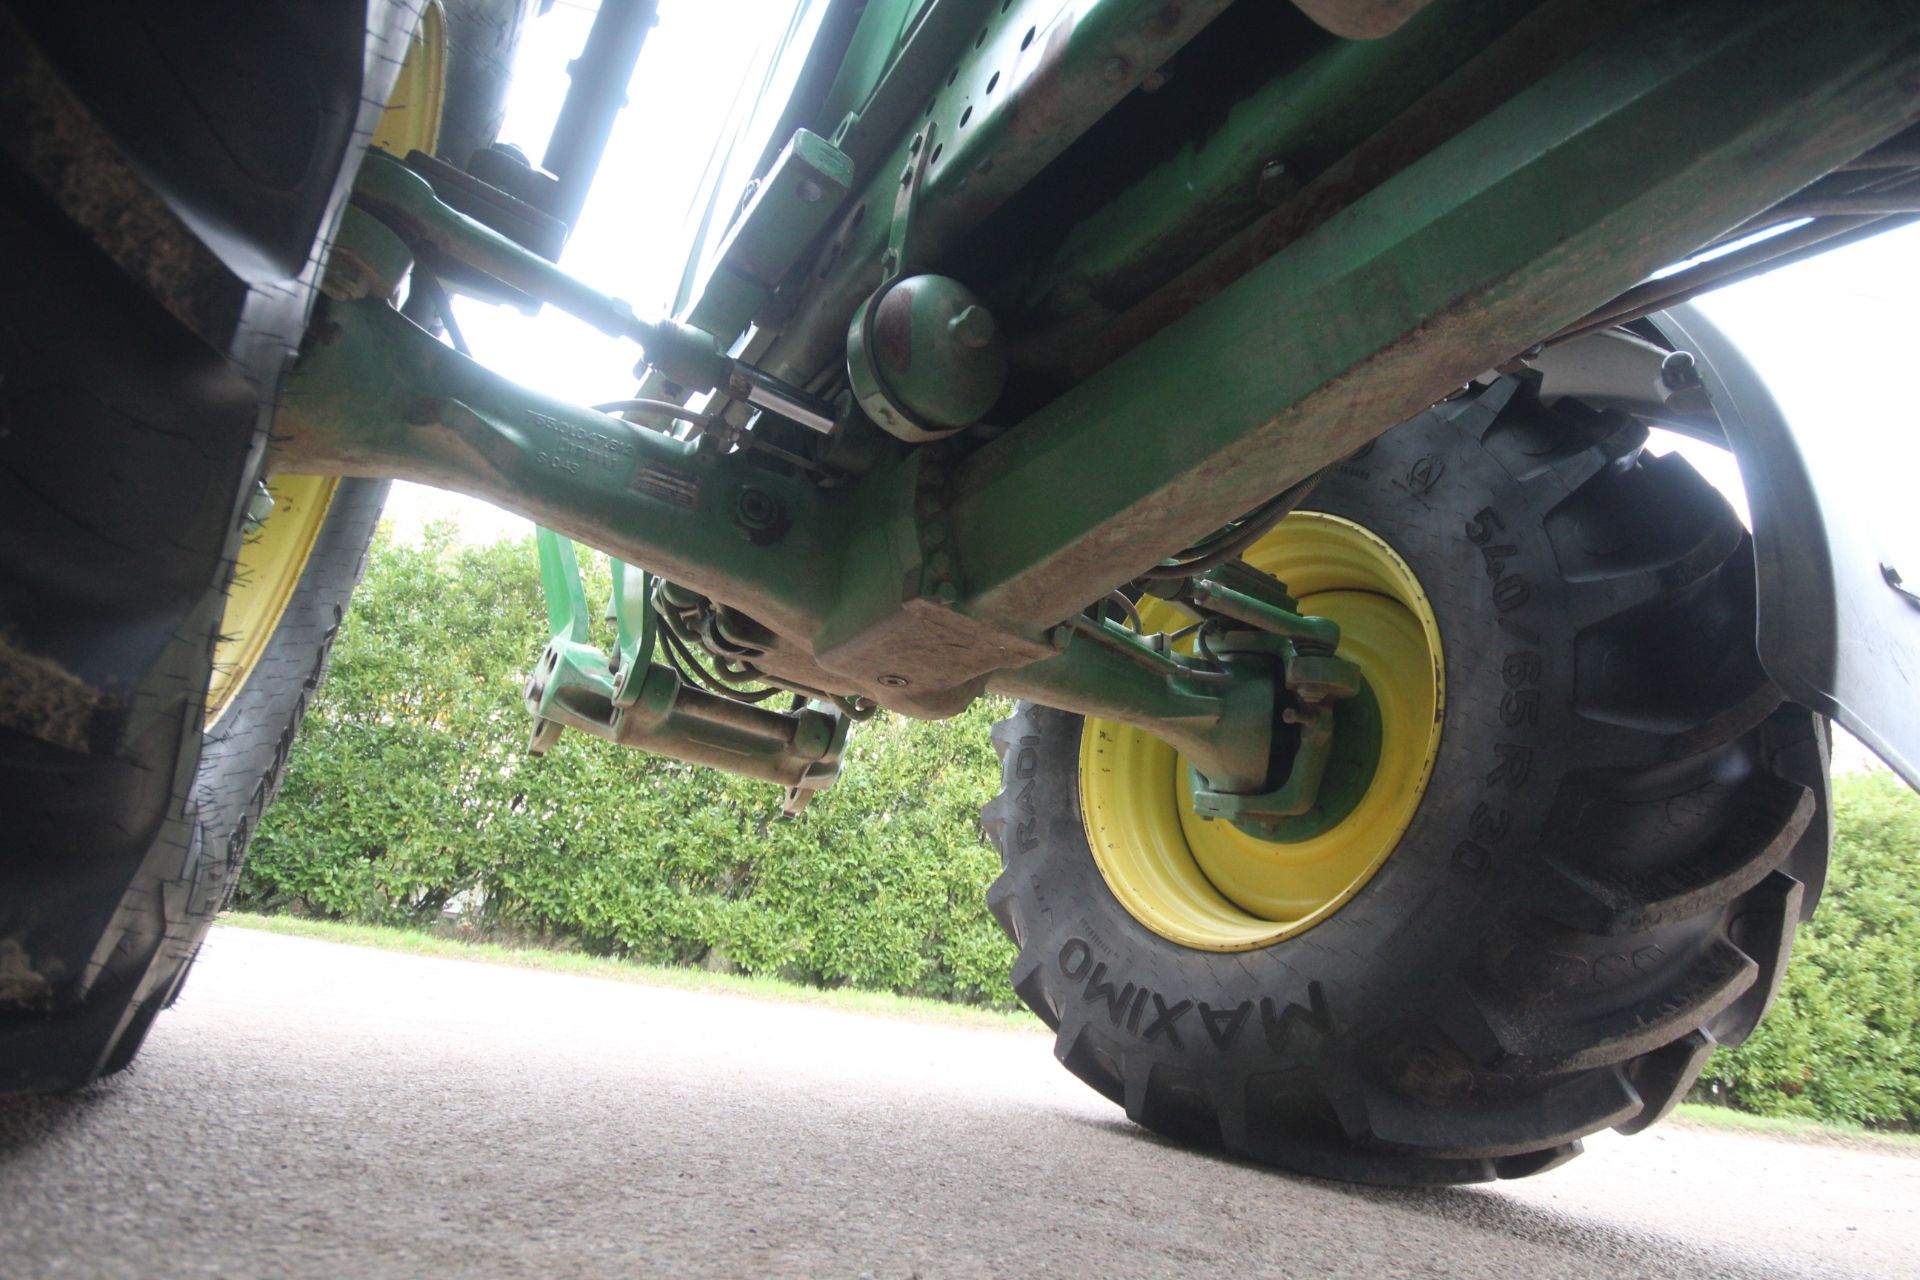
xmin=1078 ymin=513 xmax=1444 ymax=952
xmin=368 ymin=0 xmax=449 ymax=159
xmin=206 ymin=3 xmax=448 ymax=726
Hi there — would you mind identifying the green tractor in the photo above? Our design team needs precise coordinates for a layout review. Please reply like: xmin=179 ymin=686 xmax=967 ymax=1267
xmin=4 ymin=0 xmax=1918 ymax=1185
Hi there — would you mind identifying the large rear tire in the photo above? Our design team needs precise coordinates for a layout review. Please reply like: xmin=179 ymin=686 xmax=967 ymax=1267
xmin=983 ymin=376 xmax=1831 ymax=1185
xmin=0 ymin=1 xmax=520 ymax=1091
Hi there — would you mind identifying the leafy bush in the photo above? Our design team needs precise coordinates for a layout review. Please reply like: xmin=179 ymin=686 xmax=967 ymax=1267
xmin=1698 ymin=770 xmax=1920 ymax=1127
xmin=245 ymin=528 xmax=1920 ymax=1123
xmin=239 ymin=523 xmax=1019 ymax=1007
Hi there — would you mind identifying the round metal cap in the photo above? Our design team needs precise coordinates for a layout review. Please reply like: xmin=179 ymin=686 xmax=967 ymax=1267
xmin=847 ymin=274 xmax=1007 ymax=441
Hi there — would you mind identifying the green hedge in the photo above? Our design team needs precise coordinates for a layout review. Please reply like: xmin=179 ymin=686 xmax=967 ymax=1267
xmin=242 ymin=527 xmax=1920 ymax=1125
xmin=240 ymin=525 xmax=1018 ymax=1007
xmin=1695 ymin=769 xmax=1920 ymax=1127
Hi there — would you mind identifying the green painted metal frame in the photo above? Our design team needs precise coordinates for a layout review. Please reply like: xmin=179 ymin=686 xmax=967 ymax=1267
xmin=531 ymin=528 xmax=656 ymax=714
xmin=746 ymin=0 xmax=1236 ymax=385
xmin=1006 ymin=0 xmax=1640 ymax=378
xmin=524 ymin=527 xmax=851 ymax=810
xmin=274 ymin=295 xmax=836 ymax=643
xmin=940 ymin=0 xmax=1920 ymax=639
xmin=275 ymin=0 xmax=1920 ymax=775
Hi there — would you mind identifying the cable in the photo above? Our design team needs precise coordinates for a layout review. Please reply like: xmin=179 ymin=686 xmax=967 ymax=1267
xmin=1548 ymin=213 xmax=1916 ymax=346
xmin=659 ymin=624 xmax=783 ymax=702
xmin=654 ymin=601 xmax=789 ymax=702
xmin=1194 ymin=619 xmax=1226 ymax=669
xmin=1104 ymin=591 xmax=1143 ymax=633
xmin=1136 ymin=473 xmax=1323 ymax=581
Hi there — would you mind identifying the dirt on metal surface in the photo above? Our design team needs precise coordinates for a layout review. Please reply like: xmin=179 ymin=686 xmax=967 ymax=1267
xmin=1 ymin=927 xmax=1915 ymax=1278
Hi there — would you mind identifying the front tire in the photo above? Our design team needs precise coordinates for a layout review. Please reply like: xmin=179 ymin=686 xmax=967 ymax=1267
xmin=983 ymin=376 xmax=1831 ymax=1185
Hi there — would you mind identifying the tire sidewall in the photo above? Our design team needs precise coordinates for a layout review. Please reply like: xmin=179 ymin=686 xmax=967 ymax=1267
xmin=1006 ymin=397 xmax=1606 ymax=1093
xmin=188 ymin=479 xmax=389 ymax=924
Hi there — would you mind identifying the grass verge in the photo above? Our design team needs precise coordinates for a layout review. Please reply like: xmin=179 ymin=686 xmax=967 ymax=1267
xmin=217 ymin=912 xmax=1917 ymax=1154
xmin=217 ymin=911 xmax=1043 ymax=1034
xmin=1671 ymin=1103 xmax=1919 ymax=1155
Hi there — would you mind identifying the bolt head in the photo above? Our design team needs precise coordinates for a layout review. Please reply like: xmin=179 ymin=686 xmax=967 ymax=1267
xmin=878 ymin=674 xmax=909 ymax=688
xmin=1660 ymin=349 xmax=1701 ymax=390
xmin=735 ymin=487 xmax=778 ymax=527
xmin=1257 ymin=159 xmax=1298 ymax=204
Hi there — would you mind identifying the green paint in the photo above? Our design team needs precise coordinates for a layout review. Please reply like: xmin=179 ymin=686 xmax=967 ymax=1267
xmin=848 ymin=274 xmax=1007 ymax=439
xmin=286 ymin=0 xmax=1920 ymax=805
xmin=523 ymin=532 xmax=849 ymax=806
xmin=1191 ymin=677 xmax=1383 ymax=842
xmin=991 ymin=618 xmax=1277 ymax=792
xmin=604 ymin=559 xmax=658 ymax=708
xmin=278 ymin=297 xmax=833 ymax=637
xmin=947 ymin=0 xmax=1920 ymax=633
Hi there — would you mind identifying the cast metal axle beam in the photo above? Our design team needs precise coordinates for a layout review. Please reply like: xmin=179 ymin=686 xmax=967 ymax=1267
xmin=273 ymin=297 xmax=836 ymax=644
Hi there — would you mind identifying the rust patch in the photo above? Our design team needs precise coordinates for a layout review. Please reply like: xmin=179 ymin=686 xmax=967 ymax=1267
xmin=1008 ymin=19 xmax=1076 ymax=145
xmin=874 ymin=280 xmax=916 ymax=374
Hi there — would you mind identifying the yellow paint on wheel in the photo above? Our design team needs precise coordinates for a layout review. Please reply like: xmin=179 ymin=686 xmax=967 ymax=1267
xmin=206 ymin=3 xmax=447 ymax=726
xmin=1078 ymin=513 xmax=1444 ymax=952
xmin=369 ymin=0 xmax=449 ymax=159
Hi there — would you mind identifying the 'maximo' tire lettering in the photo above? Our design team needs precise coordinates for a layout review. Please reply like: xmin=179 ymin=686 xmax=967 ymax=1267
xmin=983 ymin=376 xmax=1830 ymax=1186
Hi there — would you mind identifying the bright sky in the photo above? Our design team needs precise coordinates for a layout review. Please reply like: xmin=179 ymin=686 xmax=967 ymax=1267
xmin=386 ymin=0 xmax=798 ymax=540
xmin=383 ymin=3 xmax=1918 ymax=769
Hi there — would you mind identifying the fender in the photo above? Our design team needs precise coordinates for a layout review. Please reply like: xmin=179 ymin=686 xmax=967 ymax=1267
xmin=1533 ymin=305 xmax=1920 ymax=788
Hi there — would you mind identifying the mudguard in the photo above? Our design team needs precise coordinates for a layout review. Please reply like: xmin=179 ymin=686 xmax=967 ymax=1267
xmin=1536 ymin=306 xmax=1919 ymax=788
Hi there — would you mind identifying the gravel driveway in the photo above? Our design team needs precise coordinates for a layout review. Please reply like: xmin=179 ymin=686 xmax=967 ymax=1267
xmin=1 ymin=926 xmax=1913 ymax=1278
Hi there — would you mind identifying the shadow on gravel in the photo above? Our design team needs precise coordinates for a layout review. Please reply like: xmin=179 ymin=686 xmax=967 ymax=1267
xmin=1068 ymin=1111 xmax=1762 ymax=1275
xmin=0 ymin=1081 xmax=118 ymax=1160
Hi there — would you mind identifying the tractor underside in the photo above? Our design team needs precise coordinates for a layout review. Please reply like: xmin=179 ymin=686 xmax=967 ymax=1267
xmin=268 ymin=0 xmax=1920 ymax=809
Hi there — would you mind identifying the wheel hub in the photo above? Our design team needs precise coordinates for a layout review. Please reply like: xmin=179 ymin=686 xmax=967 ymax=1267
xmin=1078 ymin=512 xmax=1444 ymax=952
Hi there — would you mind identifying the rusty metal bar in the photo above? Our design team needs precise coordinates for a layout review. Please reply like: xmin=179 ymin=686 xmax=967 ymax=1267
xmin=934 ymin=0 xmax=1920 ymax=644
xmin=751 ymin=0 xmax=1235 ymax=385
